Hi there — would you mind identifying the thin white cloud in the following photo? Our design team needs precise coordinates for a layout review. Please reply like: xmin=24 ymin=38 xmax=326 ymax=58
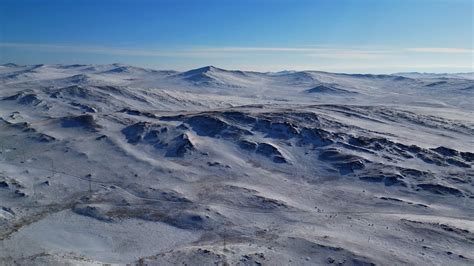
xmin=307 ymin=50 xmax=389 ymax=59
xmin=192 ymin=46 xmax=394 ymax=60
xmin=0 ymin=42 xmax=394 ymax=60
xmin=406 ymin=47 xmax=474 ymax=54
xmin=195 ymin=47 xmax=326 ymax=52
xmin=2 ymin=42 xmax=471 ymax=59
xmin=0 ymin=42 xmax=191 ymax=57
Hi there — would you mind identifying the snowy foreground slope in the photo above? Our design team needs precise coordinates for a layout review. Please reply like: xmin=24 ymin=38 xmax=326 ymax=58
xmin=0 ymin=63 xmax=473 ymax=265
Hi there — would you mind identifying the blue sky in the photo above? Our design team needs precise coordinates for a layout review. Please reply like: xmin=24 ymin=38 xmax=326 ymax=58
xmin=0 ymin=0 xmax=472 ymax=73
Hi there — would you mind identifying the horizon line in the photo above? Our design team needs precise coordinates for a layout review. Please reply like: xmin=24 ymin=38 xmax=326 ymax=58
xmin=1 ymin=61 xmax=473 ymax=76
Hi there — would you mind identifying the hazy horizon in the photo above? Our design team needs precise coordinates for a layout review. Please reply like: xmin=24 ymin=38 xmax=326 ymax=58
xmin=2 ymin=62 xmax=474 ymax=75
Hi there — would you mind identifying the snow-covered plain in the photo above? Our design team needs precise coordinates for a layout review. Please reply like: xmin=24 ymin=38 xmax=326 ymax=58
xmin=0 ymin=63 xmax=473 ymax=265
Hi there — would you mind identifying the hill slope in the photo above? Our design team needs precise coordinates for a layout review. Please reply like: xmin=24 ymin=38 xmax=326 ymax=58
xmin=0 ymin=64 xmax=473 ymax=265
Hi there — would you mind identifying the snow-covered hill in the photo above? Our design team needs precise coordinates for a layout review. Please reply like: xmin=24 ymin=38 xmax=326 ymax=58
xmin=0 ymin=64 xmax=473 ymax=265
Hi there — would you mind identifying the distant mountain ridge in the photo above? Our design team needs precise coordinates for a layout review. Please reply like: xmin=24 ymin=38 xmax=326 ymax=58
xmin=1 ymin=63 xmax=472 ymax=101
xmin=2 ymin=62 xmax=472 ymax=76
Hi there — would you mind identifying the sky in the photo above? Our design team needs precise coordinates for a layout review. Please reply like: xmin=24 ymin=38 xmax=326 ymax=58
xmin=0 ymin=0 xmax=472 ymax=73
